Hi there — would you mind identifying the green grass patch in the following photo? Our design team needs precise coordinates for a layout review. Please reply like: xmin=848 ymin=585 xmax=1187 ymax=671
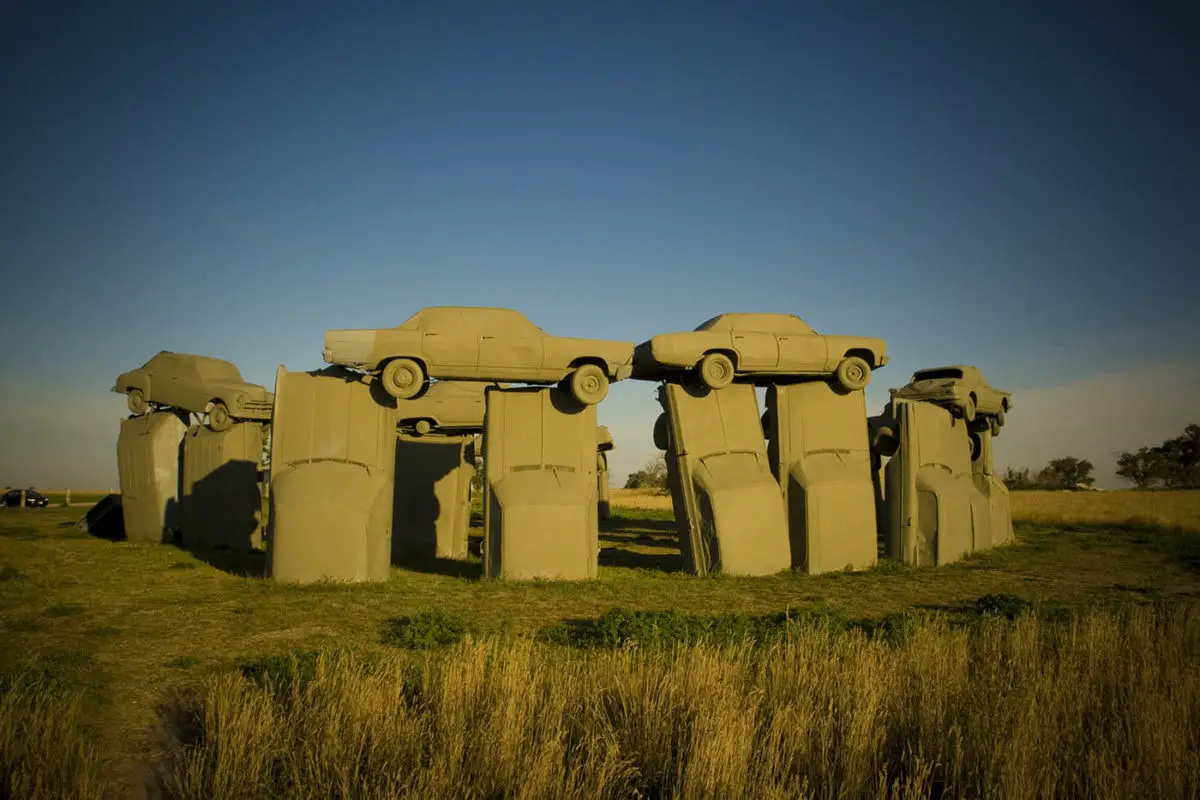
xmin=167 ymin=656 xmax=201 ymax=670
xmin=381 ymin=609 xmax=477 ymax=649
xmin=43 ymin=603 xmax=85 ymax=618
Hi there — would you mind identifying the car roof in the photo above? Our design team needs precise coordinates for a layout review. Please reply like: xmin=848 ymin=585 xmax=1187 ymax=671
xmin=694 ymin=313 xmax=813 ymax=333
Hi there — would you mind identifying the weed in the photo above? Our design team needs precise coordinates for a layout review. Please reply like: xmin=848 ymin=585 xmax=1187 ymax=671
xmin=43 ymin=603 xmax=85 ymax=618
xmin=167 ymin=656 xmax=201 ymax=670
xmin=381 ymin=610 xmax=475 ymax=649
xmin=0 ymin=565 xmax=21 ymax=581
xmin=169 ymin=561 xmax=197 ymax=571
xmin=239 ymin=650 xmax=323 ymax=687
xmin=973 ymin=592 xmax=1034 ymax=619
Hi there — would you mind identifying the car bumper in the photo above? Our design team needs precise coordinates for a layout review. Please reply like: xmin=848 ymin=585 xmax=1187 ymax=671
xmin=615 ymin=363 xmax=633 ymax=381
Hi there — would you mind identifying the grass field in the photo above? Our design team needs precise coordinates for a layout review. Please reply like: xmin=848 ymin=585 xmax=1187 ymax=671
xmin=2 ymin=490 xmax=1200 ymax=797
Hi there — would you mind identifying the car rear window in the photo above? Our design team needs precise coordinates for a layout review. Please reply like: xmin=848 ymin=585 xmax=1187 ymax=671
xmin=913 ymin=368 xmax=963 ymax=381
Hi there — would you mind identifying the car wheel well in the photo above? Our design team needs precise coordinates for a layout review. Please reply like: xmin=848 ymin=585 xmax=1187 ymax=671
xmin=1001 ymin=398 xmax=1009 ymax=411
xmin=569 ymin=356 xmax=609 ymax=372
xmin=702 ymin=349 xmax=738 ymax=369
xmin=843 ymin=348 xmax=877 ymax=367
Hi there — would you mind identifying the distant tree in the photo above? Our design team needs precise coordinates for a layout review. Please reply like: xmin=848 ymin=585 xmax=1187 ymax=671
xmin=1115 ymin=424 xmax=1200 ymax=489
xmin=1115 ymin=448 xmax=1161 ymax=489
xmin=1002 ymin=467 xmax=1038 ymax=490
xmin=624 ymin=454 xmax=668 ymax=491
xmin=1037 ymin=457 xmax=1095 ymax=490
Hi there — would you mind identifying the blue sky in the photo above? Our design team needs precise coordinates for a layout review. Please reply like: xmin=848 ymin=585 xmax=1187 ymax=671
xmin=1 ymin=1 xmax=1197 ymax=488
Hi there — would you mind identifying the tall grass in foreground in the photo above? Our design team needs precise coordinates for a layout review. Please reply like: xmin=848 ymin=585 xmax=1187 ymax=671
xmin=159 ymin=605 xmax=1200 ymax=799
xmin=0 ymin=673 xmax=102 ymax=800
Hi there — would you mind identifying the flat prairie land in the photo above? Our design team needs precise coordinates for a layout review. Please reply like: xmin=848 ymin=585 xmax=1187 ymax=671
xmin=1012 ymin=488 xmax=1200 ymax=532
xmin=2 ymin=490 xmax=1199 ymax=798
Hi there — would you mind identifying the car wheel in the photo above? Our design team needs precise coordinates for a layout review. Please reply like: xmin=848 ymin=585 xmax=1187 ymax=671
xmin=995 ymin=404 xmax=1006 ymax=427
xmin=989 ymin=417 xmax=1001 ymax=437
xmin=962 ymin=394 xmax=977 ymax=423
xmin=653 ymin=413 xmax=670 ymax=451
xmin=208 ymin=402 xmax=233 ymax=432
xmin=414 ymin=419 xmax=433 ymax=436
xmin=969 ymin=432 xmax=982 ymax=462
xmin=697 ymin=352 xmax=735 ymax=390
xmin=381 ymin=358 xmax=425 ymax=400
xmin=871 ymin=425 xmax=899 ymax=457
xmin=835 ymin=356 xmax=871 ymax=392
xmin=127 ymin=389 xmax=148 ymax=415
xmin=569 ymin=364 xmax=609 ymax=405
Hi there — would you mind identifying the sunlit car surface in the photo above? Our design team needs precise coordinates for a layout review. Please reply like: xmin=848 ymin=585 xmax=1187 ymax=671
xmin=113 ymin=352 xmax=273 ymax=431
xmin=889 ymin=365 xmax=1011 ymax=429
xmin=323 ymin=307 xmax=635 ymax=406
xmin=633 ymin=313 xmax=888 ymax=391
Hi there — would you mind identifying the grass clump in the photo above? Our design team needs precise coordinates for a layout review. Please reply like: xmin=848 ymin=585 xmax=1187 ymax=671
xmin=157 ymin=604 xmax=1200 ymax=799
xmin=43 ymin=603 xmax=84 ymax=618
xmin=973 ymin=592 xmax=1034 ymax=619
xmin=381 ymin=609 xmax=476 ymax=649
xmin=542 ymin=607 xmax=849 ymax=648
xmin=0 ymin=666 xmax=102 ymax=800
xmin=239 ymin=650 xmax=323 ymax=688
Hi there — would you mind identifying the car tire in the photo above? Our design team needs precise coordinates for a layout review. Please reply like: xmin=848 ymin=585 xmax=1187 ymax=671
xmin=871 ymin=424 xmax=899 ymax=457
xmin=127 ymin=389 xmax=148 ymax=415
xmin=969 ymin=432 xmax=983 ymax=462
xmin=653 ymin=413 xmax=670 ymax=451
xmin=962 ymin=394 xmax=977 ymax=423
xmin=697 ymin=352 xmax=735 ymax=390
xmin=414 ymin=419 xmax=433 ymax=436
xmin=995 ymin=404 xmax=1006 ymax=427
xmin=381 ymin=358 xmax=426 ymax=400
xmin=989 ymin=417 xmax=1001 ymax=437
xmin=569 ymin=364 xmax=609 ymax=405
xmin=208 ymin=402 xmax=233 ymax=432
xmin=835 ymin=356 xmax=871 ymax=392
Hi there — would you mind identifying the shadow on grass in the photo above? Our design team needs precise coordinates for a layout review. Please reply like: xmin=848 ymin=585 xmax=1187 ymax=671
xmin=171 ymin=544 xmax=266 ymax=577
xmin=392 ymin=555 xmax=482 ymax=580
xmin=599 ymin=546 xmax=682 ymax=572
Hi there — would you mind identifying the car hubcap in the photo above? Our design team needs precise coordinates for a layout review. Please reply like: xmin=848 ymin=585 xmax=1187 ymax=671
xmin=846 ymin=364 xmax=865 ymax=382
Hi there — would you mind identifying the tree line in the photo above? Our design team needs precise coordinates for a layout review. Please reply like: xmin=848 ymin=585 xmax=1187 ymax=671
xmin=1002 ymin=424 xmax=1199 ymax=491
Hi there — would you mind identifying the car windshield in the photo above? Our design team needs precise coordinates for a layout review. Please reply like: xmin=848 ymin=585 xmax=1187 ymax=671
xmin=913 ymin=368 xmax=963 ymax=382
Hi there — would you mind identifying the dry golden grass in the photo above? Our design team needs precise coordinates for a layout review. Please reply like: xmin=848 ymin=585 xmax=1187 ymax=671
xmin=155 ymin=605 xmax=1200 ymax=799
xmin=0 ymin=677 xmax=102 ymax=800
xmin=609 ymin=487 xmax=674 ymax=511
xmin=1012 ymin=489 xmax=1200 ymax=532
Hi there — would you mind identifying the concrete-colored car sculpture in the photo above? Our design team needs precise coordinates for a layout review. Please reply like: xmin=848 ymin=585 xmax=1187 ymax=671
xmin=113 ymin=352 xmax=274 ymax=431
xmin=633 ymin=313 xmax=888 ymax=391
xmin=888 ymin=365 xmax=1011 ymax=430
xmin=323 ymin=307 xmax=635 ymax=405
xmin=396 ymin=380 xmax=498 ymax=436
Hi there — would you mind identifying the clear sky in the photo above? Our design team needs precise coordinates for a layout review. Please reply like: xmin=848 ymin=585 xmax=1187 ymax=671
xmin=1 ymin=1 xmax=1196 ymax=489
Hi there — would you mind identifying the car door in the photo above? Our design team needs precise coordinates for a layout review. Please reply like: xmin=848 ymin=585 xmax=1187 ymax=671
xmin=478 ymin=310 xmax=544 ymax=378
xmin=730 ymin=331 xmax=779 ymax=370
xmin=150 ymin=355 xmax=187 ymax=408
xmin=421 ymin=309 xmax=478 ymax=378
xmin=777 ymin=332 xmax=828 ymax=373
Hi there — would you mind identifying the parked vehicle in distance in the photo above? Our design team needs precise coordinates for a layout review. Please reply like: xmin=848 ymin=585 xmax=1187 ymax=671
xmin=323 ymin=307 xmax=635 ymax=406
xmin=113 ymin=352 xmax=274 ymax=431
xmin=2 ymin=488 xmax=49 ymax=508
xmin=397 ymin=380 xmax=497 ymax=436
xmin=889 ymin=365 xmax=1011 ymax=430
xmin=633 ymin=313 xmax=888 ymax=392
